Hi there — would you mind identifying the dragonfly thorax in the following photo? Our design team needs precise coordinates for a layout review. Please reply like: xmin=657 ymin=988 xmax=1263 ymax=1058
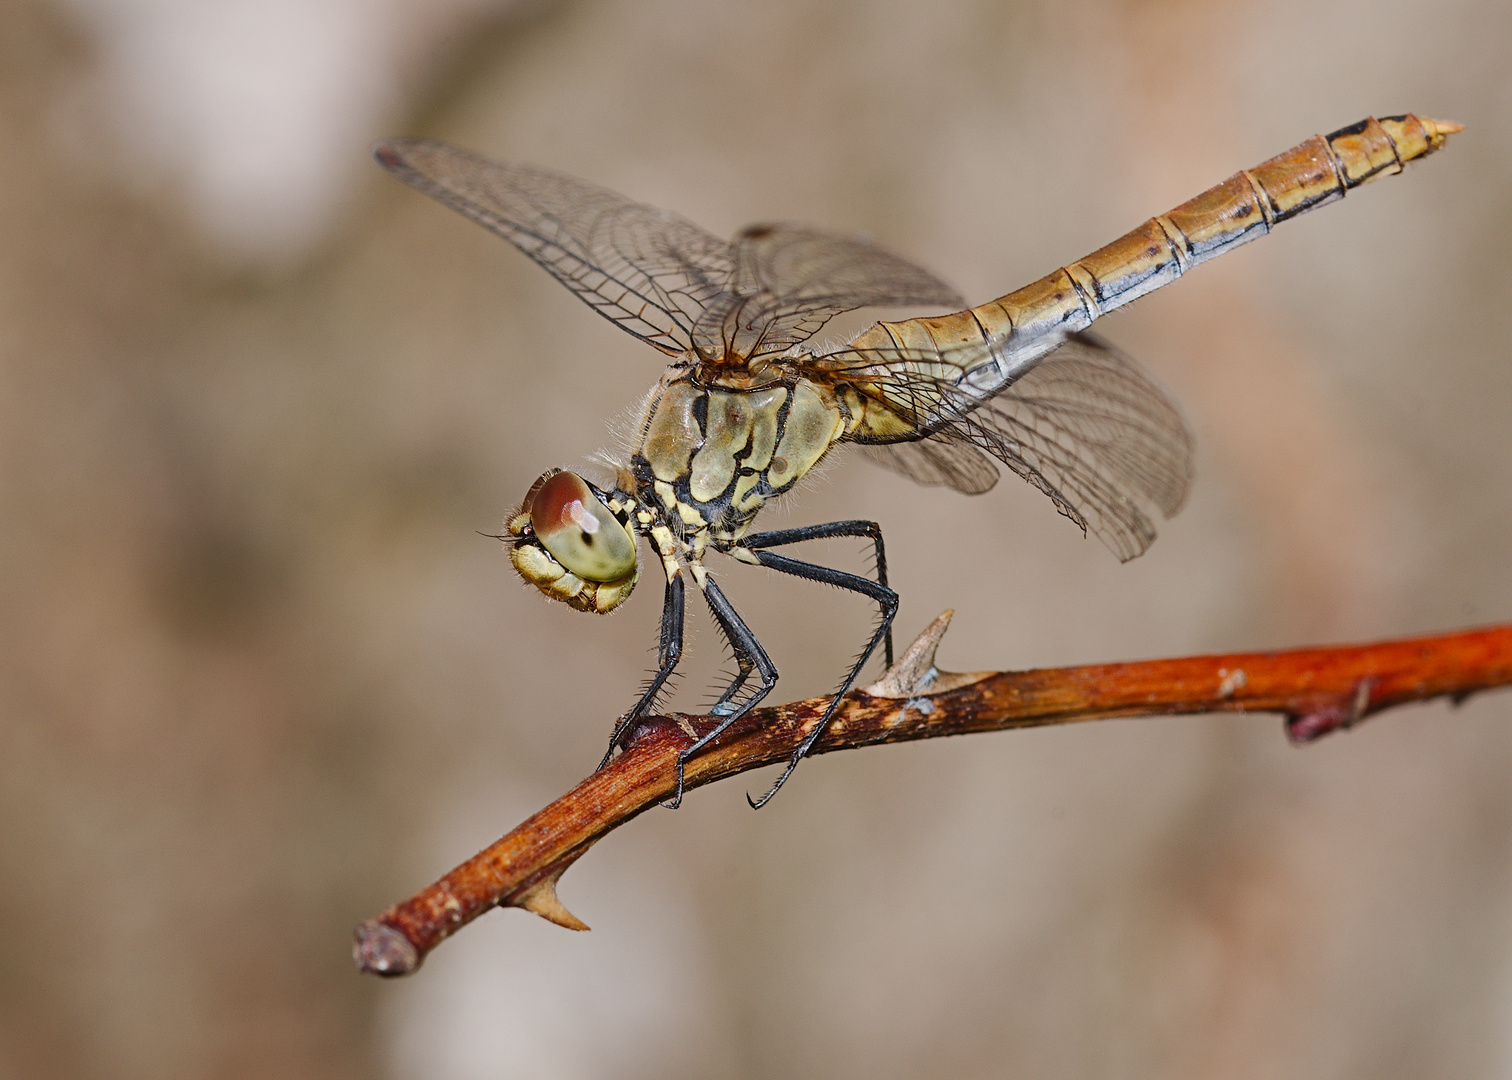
xmin=633 ymin=372 xmax=850 ymax=543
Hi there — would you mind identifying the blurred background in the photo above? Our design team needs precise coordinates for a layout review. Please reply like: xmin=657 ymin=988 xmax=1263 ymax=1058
xmin=3 ymin=0 xmax=1511 ymax=1076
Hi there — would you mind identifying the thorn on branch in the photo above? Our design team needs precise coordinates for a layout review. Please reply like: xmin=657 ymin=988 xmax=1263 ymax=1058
xmin=512 ymin=853 xmax=591 ymax=931
xmin=1285 ymin=677 xmax=1376 ymax=743
xmin=861 ymin=609 xmax=993 ymax=699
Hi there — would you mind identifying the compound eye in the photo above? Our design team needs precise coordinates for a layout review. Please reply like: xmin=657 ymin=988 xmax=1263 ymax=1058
xmin=527 ymin=470 xmax=637 ymax=582
xmin=520 ymin=469 xmax=555 ymax=513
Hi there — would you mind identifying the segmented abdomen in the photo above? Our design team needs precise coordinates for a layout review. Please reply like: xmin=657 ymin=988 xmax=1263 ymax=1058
xmin=846 ymin=114 xmax=1460 ymax=403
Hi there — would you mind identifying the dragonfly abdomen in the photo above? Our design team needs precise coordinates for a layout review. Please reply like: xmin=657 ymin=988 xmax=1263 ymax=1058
xmin=849 ymin=114 xmax=1460 ymax=402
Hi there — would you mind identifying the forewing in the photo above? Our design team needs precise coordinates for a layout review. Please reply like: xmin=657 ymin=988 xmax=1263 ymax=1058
xmin=692 ymin=225 xmax=963 ymax=361
xmin=375 ymin=139 xmax=735 ymax=356
xmin=827 ymin=332 xmax=1195 ymax=561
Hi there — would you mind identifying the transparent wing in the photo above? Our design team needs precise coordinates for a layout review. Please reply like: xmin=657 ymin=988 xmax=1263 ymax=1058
xmin=855 ymin=440 xmax=1000 ymax=494
xmin=692 ymin=224 xmax=964 ymax=362
xmin=824 ymin=332 xmax=1195 ymax=561
xmin=375 ymin=139 xmax=736 ymax=356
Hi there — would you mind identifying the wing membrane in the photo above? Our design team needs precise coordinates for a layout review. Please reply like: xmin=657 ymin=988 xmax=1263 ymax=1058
xmin=375 ymin=139 xmax=735 ymax=356
xmin=692 ymin=224 xmax=964 ymax=361
xmin=855 ymin=440 xmax=1000 ymax=494
xmin=377 ymin=143 xmax=963 ymax=364
xmin=825 ymin=332 xmax=1194 ymax=561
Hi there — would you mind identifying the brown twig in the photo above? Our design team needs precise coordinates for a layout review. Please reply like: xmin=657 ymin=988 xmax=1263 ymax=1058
xmin=353 ymin=612 xmax=1512 ymax=976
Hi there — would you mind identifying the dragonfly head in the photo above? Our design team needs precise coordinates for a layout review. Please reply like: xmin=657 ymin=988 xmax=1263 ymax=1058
xmin=506 ymin=469 xmax=640 ymax=614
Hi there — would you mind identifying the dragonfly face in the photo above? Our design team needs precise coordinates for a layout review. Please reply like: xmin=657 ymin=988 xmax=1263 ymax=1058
xmin=375 ymin=113 xmax=1458 ymax=806
xmin=508 ymin=469 xmax=640 ymax=614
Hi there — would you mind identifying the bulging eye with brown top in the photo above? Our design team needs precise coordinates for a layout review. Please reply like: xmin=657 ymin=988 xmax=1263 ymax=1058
xmin=525 ymin=470 xmax=637 ymax=583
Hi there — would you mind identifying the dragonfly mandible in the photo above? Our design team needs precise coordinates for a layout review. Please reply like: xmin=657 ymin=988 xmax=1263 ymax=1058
xmin=375 ymin=114 xmax=1459 ymax=807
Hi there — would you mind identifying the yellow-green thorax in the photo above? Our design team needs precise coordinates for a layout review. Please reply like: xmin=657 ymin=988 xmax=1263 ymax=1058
xmin=633 ymin=370 xmax=850 ymax=542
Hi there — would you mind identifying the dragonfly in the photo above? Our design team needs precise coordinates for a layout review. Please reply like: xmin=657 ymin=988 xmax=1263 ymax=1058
xmin=375 ymin=113 xmax=1459 ymax=807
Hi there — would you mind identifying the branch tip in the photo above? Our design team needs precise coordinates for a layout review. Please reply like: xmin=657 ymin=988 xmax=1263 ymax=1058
xmin=353 ymin=919 xmax=420 ymax=977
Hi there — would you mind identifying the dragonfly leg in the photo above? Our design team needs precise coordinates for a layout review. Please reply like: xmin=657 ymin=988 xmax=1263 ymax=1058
xmin=739 ymin=545 xmax=899 ymax=809
xmin=739 ymin=520 xmax=894 ymax=666
xmin=665 ymin=577 xmax=778 ymax=809
xmin=600 ymin=571 xmax=684 ymax=769
xmin=709 ymin=661 xmax=757 ymax=715
xmin=708 ymin=601 xmax=763 ymax=716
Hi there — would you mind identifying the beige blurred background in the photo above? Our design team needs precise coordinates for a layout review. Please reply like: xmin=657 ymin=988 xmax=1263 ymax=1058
xmin=3 ymin=0 xmax=1511 ymax=1076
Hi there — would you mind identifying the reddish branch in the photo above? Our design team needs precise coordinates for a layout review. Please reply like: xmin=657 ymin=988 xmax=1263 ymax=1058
xmin=354 ymin=613 xmax=1512 ymax=976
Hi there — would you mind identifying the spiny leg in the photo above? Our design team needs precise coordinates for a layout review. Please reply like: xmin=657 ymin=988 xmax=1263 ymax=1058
xmin=708 ymin=613 xmax=761 ymax=717
xmin=741 ymin=545 xmax=899 ymax=809
xmin=709 ymin=661 xmax=758 ymax=716
xmin=740 ymin=520 xmax=894 ymax=666
xmin=599 ymin=570 xmax=684 ymax=769
xmin=665 ymin=576 xmax=778 ymax=809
